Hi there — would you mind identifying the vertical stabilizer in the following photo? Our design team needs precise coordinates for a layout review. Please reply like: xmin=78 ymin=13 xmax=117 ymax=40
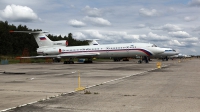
xmin=32 ymin=32 xmax=53 ymax=47
xmin=86 ymin=39 xmax=100 ymax=45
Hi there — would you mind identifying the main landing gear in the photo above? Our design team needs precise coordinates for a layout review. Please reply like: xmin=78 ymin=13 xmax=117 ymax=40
xmin=84 ymin=58 xmax=93 ymax=63
xmin=52 ymin=58 xmax=61 ymax=62
xmin=138 ymin=56 xmax=149 ymax=64
xmin=113 ymin=58 xmax=129 ymax=62
xmin=162 ymin=56 xmax=169 ymax=61
xmin=63 ymin=58 xmax=93 ymax=64
xmin=113 ymin=58 xmax=121 ymax=62
xmin=63 ymin=58 xmax=74 ymax=64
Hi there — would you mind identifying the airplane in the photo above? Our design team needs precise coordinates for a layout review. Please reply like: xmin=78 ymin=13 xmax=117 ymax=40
xmin=10 ymin=31 xmax=165 ymax=64
xmin=86 ymin=39 xmax=179 ymax=62
xmin=170 ymin=53 xmax=191 ymax=59
xmin=154 ymin=48 xmax=179 ymax=61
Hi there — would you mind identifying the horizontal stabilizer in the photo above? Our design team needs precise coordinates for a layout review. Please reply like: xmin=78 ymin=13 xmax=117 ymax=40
xmin=10 ymin=31 xmax=48 ymax=34
xmin=16 ymin=52 xmax=100 ymax=59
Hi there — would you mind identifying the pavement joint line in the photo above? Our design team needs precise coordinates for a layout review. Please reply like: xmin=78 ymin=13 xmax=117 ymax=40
xmin=85 ymin=64 xmax=171 ymax=90
xmin=0 ymin=64 xmax=171 ymax=112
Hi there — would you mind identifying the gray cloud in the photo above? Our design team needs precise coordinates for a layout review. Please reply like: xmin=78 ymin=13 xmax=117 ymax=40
xmin=183 ymin=16 xmax=198 ymax=22
xmin=188 ymin=0 xmax=200 ymax=6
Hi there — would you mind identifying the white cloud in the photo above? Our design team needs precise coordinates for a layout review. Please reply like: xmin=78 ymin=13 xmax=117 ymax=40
xmin=169 ymin=40 xmax=186 ymax=47
xmin=190 ymin=49 xmax=197 ymax=52
xmin=183 ymin=16 xmax=198 ymax=22
xmin=0 ymin=1 xmax=199 ymax=55
xmin=183 ymin=37 xmax=199 ymax=42
xmin=106 ymin=31 xmax=140 ymax=41
xmin=191 ymin=42 xmax=200 ymax=47
xmin=140 ymin=32 xmax=169 ymax=41
xmin=168 ymin=31 xmax=190 ymax=38
xmin=73 ymin=32 xmax=86 ymax=40
xmin=188 ymin=0 xmax=200 ymax=6
xmin=0 ymin=4 xmax=40 ymax=22
xmin=135 ymin=24 xmax=147 ymax=28
xmin=139 ymin=8 xmax=159 ymax=17
xmin=83 ymin=6 xmax=101 ymax=17
xmin=82 ymin=30 xmax=104 ymax=39
xmin=68 ymin=19 xmax=86 ymax=28
xmin=73 ymin=30 xmax=140 ymax=44
xmin=83 ymin=16 xmax=111 ymax=26
xmin=151 ymin=24 xmax=182 ymax=32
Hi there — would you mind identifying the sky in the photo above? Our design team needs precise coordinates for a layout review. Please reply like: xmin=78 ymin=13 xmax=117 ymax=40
xmin=0 ymin=0 xmax=200 ymax=55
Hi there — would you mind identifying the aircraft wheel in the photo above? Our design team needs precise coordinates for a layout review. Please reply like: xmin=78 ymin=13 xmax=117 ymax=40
xmin=138 ymin=60 xmax=142 ymax=64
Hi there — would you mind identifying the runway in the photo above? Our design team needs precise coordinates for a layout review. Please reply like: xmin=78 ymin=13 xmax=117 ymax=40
xmin=1 ymin=59 xmax=200 ymax=112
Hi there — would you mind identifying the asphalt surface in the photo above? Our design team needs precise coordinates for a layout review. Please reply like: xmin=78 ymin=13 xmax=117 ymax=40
xmin=0 ymin=58 xmax=200 ymax=112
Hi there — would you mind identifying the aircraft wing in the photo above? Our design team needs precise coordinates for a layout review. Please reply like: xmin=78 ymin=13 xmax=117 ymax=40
xmin=16 ymin=52 xmax=100 ymax=59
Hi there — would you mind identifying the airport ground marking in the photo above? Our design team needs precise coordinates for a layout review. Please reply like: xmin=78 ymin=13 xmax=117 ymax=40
xmin=0 ymin=64 xmax=170 ymax=112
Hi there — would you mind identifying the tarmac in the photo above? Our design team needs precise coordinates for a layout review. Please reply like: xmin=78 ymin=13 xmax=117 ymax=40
xmin=0 ymin=58 xmax=200 ymax=112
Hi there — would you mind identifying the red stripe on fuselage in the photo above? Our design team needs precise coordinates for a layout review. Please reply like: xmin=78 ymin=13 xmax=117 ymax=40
xmin=61 ymin=49 xmax=152 ymax=56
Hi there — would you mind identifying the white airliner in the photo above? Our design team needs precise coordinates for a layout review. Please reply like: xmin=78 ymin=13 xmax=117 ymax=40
xmin=155 ymin=48 xmax=179 ymax=61
xmin=87 ymin=39 xmax=179 ymax=62
xmin=10 ymin=31 xmax=165 ymax=64
xmin=170 ymin=53 xmax=191 ymax=59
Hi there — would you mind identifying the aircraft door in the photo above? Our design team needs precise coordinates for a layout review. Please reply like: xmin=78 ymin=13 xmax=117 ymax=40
xmin=126 ymin=46 xmax=129 ymax=57
xmin=106 ymin=47 xmax=110 ymax=57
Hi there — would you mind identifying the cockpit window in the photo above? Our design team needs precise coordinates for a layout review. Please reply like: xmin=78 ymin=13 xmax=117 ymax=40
xmin=152 ymin=44 xmax=157 ymax=47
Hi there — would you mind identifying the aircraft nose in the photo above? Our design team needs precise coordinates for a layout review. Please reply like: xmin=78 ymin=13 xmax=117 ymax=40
xmin=175 ymin=51 xmax=179 ymax=55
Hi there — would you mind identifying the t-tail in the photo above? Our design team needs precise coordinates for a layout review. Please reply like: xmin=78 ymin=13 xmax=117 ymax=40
xmin=86 ymin=39 xmax=100 ymax=45
xmin=10 ymin=31 xmax=68 ymax=48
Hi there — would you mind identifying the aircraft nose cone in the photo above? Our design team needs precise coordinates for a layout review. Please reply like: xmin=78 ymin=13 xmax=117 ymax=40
xmin=175 ymin=52 xmax=179 ymax=55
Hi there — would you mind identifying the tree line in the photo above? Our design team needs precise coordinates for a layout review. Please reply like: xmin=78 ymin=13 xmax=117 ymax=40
xmin=0 ymin=21 xmax=88 ymax=56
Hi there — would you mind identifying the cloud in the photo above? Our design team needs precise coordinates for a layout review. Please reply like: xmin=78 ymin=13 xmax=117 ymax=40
xmin=192 ymin=26 xmax=200 ymax=32
xmin=73 ymin=32 xmax=86 ymax=40
xmin=168 ymin=31 xmax=190 ymax=38
xmin=183 ymin=37 xmax=199 ymax=42
xmin=183 ymin=16 xmax=198 ymax=22
xmin=169 ymin=40 xmax=186 ymax=47
xmin=68 ymin=19 xmax=86 ymax=28
xmin=83 ymin=6 xmax=102 ymax=17
xmin=140 ymin=32 xmax=169 ymax=41
xmin=151 ymin=24 xmax=182 ymax=32
xmin=139 ymin=8 xmax=159 ymax=17
xmin=73 ymin=30 xmax=140 ymax=44
xmin=106 ymin=31 xmax=140 ymax=42
xmin=83 ymin=16 xmax=111 ymax=26
xmin=82 ymin=30 xmax=105 ymax=39
xmin=188 ymin=0 xmax=200 ymax=6
xmin=0 ymin=4 xmax=41 ymax=22
xmin=134 ymin=24 xmax=147 ymax=28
